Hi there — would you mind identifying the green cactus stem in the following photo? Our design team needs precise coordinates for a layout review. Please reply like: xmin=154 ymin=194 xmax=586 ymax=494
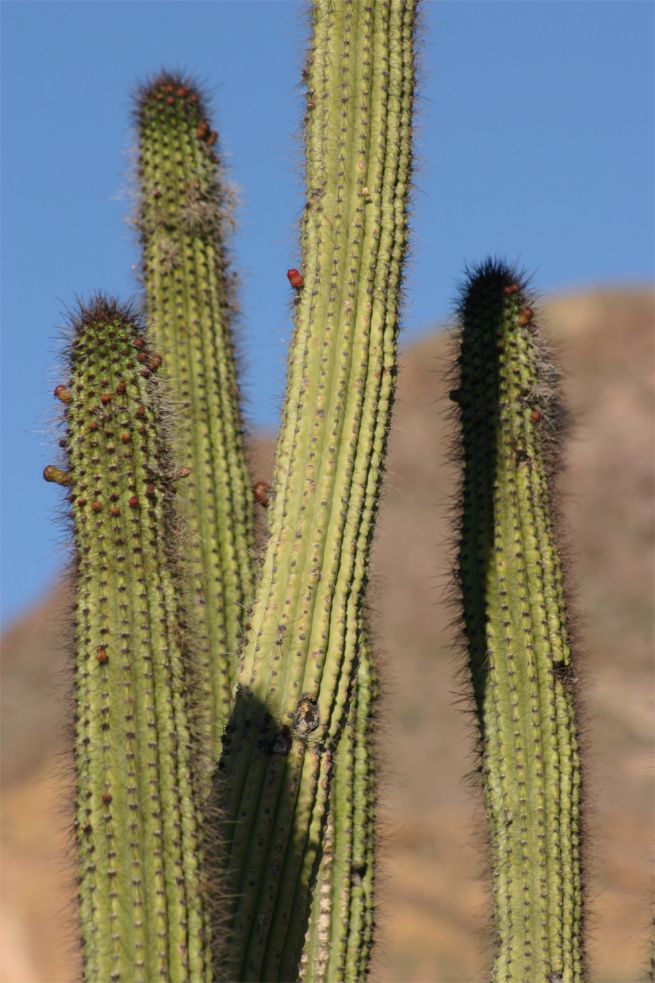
xmin=301 ymin=634 xmax=378 ymax=983
xmin=136 ymin=72 xmax=255 ymax=757
xmin=217 ymin=1 xmax=417 ymax=979
xmin=54 ymin=297 xmax=212 ymax=983
xmin=453 ymin=261 xmax=585 ymax=982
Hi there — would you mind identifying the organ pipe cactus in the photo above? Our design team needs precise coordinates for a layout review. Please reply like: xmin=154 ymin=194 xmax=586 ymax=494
xmin=135 ymin=73 xmax=255 ymax=761
xmin=216 ymin=1 xmax=416 ymax=978
xmin=42 ymin=3 xmax=597 ymax=981
xmin=452 ymin=261 xmax=586 ymax=982
xmin=48 ymin=299 xmax=212 ymax=981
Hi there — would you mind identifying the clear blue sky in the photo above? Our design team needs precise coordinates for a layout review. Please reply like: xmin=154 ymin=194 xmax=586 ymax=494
xmin=1 ymin=0 xmax=653 ymax=629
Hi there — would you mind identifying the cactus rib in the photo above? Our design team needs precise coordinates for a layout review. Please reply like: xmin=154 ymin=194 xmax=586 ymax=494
xmin=301 ymin=632 xmax=378 ymax=983
xmin=453 ymin=261 xmax=585 ymax=982
xmin=64 ymin=297 xmax=212 ymax=982
xmin=136 ymin=74 xmax=255 ymax=756
xmin=217 ymin=1 xmax=417 ymax=979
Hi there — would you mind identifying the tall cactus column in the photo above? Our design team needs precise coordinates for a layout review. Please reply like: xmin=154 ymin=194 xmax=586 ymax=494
xmin=218 ymin=2 xmax=417 ymax=980
xmin=48 ymin=298 xmax=213 ymax=982
xmin=453 ymin=262 xmax=585 ymax=982
xmin=136 ymin=74 xmax=255 ymax=757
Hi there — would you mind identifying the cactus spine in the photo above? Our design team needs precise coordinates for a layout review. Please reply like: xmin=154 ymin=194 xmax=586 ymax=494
xmin=136 ymin=74 xmax=255 ymax=756
xmin=60 ymin=298 xmax=212 ymax=982
xmin=453 ymin=262 xmax=585 ymax=981
xmin=218 ymin=1 xmax=416 ymax=978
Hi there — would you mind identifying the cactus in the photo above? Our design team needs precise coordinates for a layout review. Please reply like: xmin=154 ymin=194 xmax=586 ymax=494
xmin=452 ymin=261 xmax=585 ymax=981
xmin=216 ymin=1 xmax=416 ymax=978
xmin=54 ymin=297 xmax=212 ymax=982
xmin=301 ymin=637 xmax=378 ymax=983
xmin=135 ymin=72 xmax=255 ymax=760
xmin=41 ymin=4 xmax=597 ymax=980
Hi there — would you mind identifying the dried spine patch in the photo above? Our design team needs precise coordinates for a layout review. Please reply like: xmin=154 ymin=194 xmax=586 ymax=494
xmin=136 ymin=72 xmax=255 ymax=757
xmin=218 ymin=2 xmax=417 ymax=979
xmin=65 ymin=298 xmax=212 ymax=982
xmin=453 ymin=262 xmax=585 ymax=982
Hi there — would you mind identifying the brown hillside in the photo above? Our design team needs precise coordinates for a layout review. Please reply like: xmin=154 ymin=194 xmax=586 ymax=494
xmin=1 ymin=287 xmax=653 ymax=983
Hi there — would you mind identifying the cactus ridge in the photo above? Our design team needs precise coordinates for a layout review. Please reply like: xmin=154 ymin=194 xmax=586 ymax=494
xmin=215 ymin=1 xmax=417 ymax=978
xmin=61 ymin=296 xmax=212 ymax=982
xmin=136 ymin=71 xmax=255 ymax=761
xmin=452 ymin=261 xmax=586 ymax=982
xmin=301 ymin=632 xmax=378 ymax=983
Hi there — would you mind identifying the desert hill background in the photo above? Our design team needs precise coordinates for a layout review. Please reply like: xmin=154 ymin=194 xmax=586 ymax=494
xmin=1 ymin=288 xmax=653 ymax=983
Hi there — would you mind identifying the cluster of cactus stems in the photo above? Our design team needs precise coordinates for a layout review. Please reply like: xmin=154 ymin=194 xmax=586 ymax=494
xmin=42 ymin=0 xmax=595 ymax=980
xmin=452 ymin=262 xmax=585 ymax=982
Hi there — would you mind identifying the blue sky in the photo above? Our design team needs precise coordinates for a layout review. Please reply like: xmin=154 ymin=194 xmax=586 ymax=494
xmin=1 ymin=0 xmax=653 ymax=628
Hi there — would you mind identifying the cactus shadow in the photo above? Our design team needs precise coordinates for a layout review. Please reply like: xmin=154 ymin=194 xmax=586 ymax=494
xmin=457 ymin=282 xmax=506 ymax=730
xmin=206 ymin=685 xmax=322 ymax=982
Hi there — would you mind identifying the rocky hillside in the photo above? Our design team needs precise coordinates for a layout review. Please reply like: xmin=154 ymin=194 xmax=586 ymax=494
xmin=1 ymin=288 xmax=653 ymax=983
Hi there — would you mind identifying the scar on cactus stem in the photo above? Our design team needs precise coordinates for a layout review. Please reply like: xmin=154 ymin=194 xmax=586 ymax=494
xmin=452 ymin=259 xmax=585 ymax=982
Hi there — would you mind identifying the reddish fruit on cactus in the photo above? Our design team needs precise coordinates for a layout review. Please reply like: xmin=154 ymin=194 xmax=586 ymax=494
xmin=196 ymin=121 xmax=209 ymax=140
xmin=287 ymin=269 xmax=304 ymax=290
xmin=54 ymin=384 xmax=72 ymax=404
xmin=43 ymin=465 xmax=71 ymax=486
xmin=253 ymin=481 xmax=270 ymax=508
xmin=206 ymin=131 xmax=218 ymax=148
xmin=97 ymin=646 xmax=109 ymax=664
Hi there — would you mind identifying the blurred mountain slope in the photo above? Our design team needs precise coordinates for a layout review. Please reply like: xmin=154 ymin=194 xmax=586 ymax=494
xmin=1 ymin=286 xmax=653 ymax=983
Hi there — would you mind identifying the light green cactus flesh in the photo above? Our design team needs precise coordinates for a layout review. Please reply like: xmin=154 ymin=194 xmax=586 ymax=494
xmin=217 ymin=1 xmax=416 ymax=979
xmin=136 ymin=74 xmax=255 ymax=756
xmin=60 ymin=298 xmax=212 ymax=982
xmin=301 ymin=634 xmax=377 ymax=983
xmin=454 ymin=262 xmax=585 ymax=982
